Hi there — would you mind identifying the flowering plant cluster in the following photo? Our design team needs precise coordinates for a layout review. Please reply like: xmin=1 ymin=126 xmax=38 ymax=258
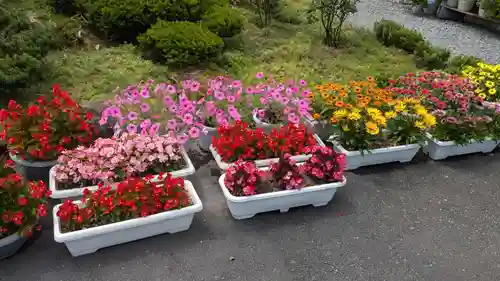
xmin=311 ymin=79 xmax=436 ymax=151
xmin=0 ymin=85 xmax=95 ymax=161
xmin=302 ymin=145 xmax=345 ymax=183
xmin=389 ymin=72 xmax=497 ymax=144
xmin=252 ymin=72 xmax=313 ymax=125
xmin=53 ymin=133 xmax=185 ymax=189
xmin=269 ymin=153 xmax=304 ymax=190
xmin=101 ymin=79 xmax=207 ymax=144
xmin=223 ymin=146 xmax=345 ymax=197
xmin=0 ymin=157 xmax=50 ymax=237
xmin=212 ymin=122 xmax=317 ymax=162
xmin=462 ymin=62 xmax=500 ymax=102
xmin=56 ymin=174 xmax=191 ymax=233
xmin=201 ymin=76 xmax=255 ymax=127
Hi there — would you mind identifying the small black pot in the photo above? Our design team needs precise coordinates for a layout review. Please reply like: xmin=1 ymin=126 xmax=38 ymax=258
xmin=0 ymin=232 xmax=27 ymax=260
xmin=10 ymin=154 xmax=57 ymax=182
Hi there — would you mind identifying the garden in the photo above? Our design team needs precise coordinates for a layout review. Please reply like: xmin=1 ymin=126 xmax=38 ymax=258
xmin=1 ymin=0 xmax=500 ymax=262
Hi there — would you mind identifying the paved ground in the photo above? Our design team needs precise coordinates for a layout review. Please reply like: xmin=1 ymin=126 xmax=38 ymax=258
xmin=1 ymin=144 xmax=500 ymax=281
xmin=351 ymin=0 xmax=500 ymax=64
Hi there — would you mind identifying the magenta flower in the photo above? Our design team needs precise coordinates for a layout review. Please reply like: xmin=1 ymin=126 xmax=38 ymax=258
xmin=299 ymin=80 xmax=307 ymax=86
xmin=126 ymin=123 xmax=137 ymax=134
xmin=140 ymin=87 xmax=150 ymax=99
xmin=167 ymin=85 xmax=176 ymax=94
xmin=183 ymin=113 xmax=194 ymax=125
xmin=301 ymin=90 xmax=311 ymax=98
xmin=140 ymin=119 xmax=151 ymax=129
xmin=140 ymin=103 xmax=150 ymax=113
xmin=256 ymin=72 xmax=265 ymax=79
xmin=214 ymin=90 xmax=225 ymax=100
xmin=106 ymin=106 xmax=121 ymax=117
xmin=177 ymin=134 xmax=189 ymax=144
xmin=246 ymin=87 xmax=255 ymax=94
xmin=257 ymin=109 xmax=265 ymax=118
xmin=167 ymin=119 xmax=177 ymax=130
xmin=260 ymin=96 xmax=268 ymax=105
xmin=232 ymin=80 xmax=242 ymax=88
xmin=227 ymin=95 xmax=236 ymax=103
xmin=127 ymin=111 xmax=138 ymax=121
xmin=287 ymin=113 xmax=299 ymax=124
xmin=149 ymin=123 xmax=161 ymax=135
xmin=163 ymin=96 xmax=174 ymax=107
xmin=188 ymin=127 xmax=200 ymax=138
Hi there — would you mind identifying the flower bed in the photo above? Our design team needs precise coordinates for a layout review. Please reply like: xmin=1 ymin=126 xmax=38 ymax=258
xmin=53 ymin=175 xmax=202 ymax=257
xmin=50 ymin=133 xmax=195 ymax=200
xmin=218 ymin=147 xmax=346 ymax=219
xmin=389 ymin=71 xmax=500 ymax=158
xmin=210 ymin=122 xmax=324 ymax=170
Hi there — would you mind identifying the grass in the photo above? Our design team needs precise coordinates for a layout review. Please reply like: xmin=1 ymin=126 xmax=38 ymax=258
xmin=7 ymin=0 xmax=420 ymax=105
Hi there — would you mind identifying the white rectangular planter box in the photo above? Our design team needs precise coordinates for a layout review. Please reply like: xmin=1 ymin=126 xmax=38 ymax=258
xmin=53 ymin=180 xmax=202 ymax=257
xmin=49 ymin=147 xmax=195 ymax=200
xmin=423 ymin=134 xmax=498 ymax=160
xmin=210 ymin=134 xmax=325 ymax=170
xmin=333 ymin=142 xmax=420 ymax=170
xmin=218 ymin=167 xmax=347 ymax=220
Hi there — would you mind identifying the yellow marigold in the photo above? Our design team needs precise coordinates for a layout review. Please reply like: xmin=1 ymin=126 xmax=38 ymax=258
xmin=372 ymin=115 xmax=387 ymax=126
xmin=423 ymin=114 xmax=436 ymax=127
xmin=485 ymin=81 xmax=495 ymax=88
xmin=475 ymin=88 xmax=484 ymax=94
xmin=365 ymin=121 xmax=379 ymax=135
xmin=366 ymin=107 xmax=381 ymax=117
xmin=333 ymin=109 xmax=348 ymax=118
xmin=384 ymin=111 xmax=397 ymax=119
xmin=414 ymin=120 xmax=426 ymax=130
xmin=394 ymin=101 xmax=406 ymax=112
xmin=478 ymin=92 xmax=487 ymax=99
xmin=489 ymin=88 xmax=497 ymax=95
xmin=347 ymin=111 xmax=361 ymax=121
xmin=313 ymin=113 xmax=321 ymax=120
xmin=413 ymin=104 xmax=427 ymax=116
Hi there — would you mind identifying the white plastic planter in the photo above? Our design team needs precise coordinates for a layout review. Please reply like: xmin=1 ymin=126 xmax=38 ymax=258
xmin=423 ymin=134 xmax=498 ymax=160
xmin=218 ymin=169 xmax=347 ymax=220
xmin=333 ymin=142 xmax=420 ymax=170
xmin=53 ymin=180 xmax=202 ymax=257
xmin=210 ymin=134 xmax=325 ymax=170
xmin=49 ymin=147 xmax=196 ymax=200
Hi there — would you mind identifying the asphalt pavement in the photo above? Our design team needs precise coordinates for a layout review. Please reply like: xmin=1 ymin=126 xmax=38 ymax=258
xmin=1 ymin=144 xmax=500 ymax=281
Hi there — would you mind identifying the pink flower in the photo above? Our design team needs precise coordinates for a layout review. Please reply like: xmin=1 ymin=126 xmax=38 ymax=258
xmin=126 ymin=124 xmax=137 ymax=134
xmin=140 ymin=103 xmax=150 ymax=112
xmin=188 ymin=127 xmax=200 ymax=138
xmin=167 ymin=85 xmax=176 ymax=94
xmin=299 ymin=80 xmax=307 ymax=86
xmin=256 ymin=72 xmax=264 ymax=79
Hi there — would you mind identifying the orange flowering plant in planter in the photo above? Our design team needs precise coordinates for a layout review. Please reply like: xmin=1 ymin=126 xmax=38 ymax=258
xmin=310 ymin=79 xmax=436 ymax=152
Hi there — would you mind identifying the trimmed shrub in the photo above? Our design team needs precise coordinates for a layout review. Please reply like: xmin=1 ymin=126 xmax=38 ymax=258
xmin=374 ymin=20 xmax=425 ymax=53
xmin=202 ymin=6 xmax=244 ymax=37
xmin=446 ymin=55 xmax=483 ymax=75
xmin=138 ymin=21 xmax=224 ymax=66
xmin=0 ymin=7 xmax=54 ymax=91
xmin=83 ymin=0 xmax=229 ymax=42
xmin=413 ymin=43 xmax=451 ymax=70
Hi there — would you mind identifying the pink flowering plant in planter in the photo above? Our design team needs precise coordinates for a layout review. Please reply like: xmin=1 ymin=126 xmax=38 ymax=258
xmin=389 ymin=71 xmax=498 ymax=144
xmin=100 ymin=79 xmax=207 ymax=144
xmin=251 ymin=72 xmax=313 ymax=125
xmin=200 ymin=76 xmax=256 ymax=127
xmin=223 ymin=146 xmax=345 ymax=197
xmin=52 ymin=133 xmax=186 ymax=190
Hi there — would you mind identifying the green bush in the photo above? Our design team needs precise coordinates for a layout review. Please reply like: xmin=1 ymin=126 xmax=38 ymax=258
xmin=202 ymin=6 xmax=244 ymax=37
xmin=446 ymin=55 xmax=482 ymax=75
xmin=374 ymin=20 xmax=426 ymax=53
xmin=275 ymin=1 xmax=303 ymax=24
xmin=413 ymin=43 xmax=451 ymax=70
xmin=48 ymin=0 xmax=83 ymax=15
xmin=138 ymin=21 xmax=224 ymax=66
xmin=83 ymin=0 xmax=229 ymax=42
xmin=0 ymin=6 xmax=54 ymax=91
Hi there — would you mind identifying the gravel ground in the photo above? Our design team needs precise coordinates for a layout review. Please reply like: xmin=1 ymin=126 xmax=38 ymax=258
xmin=1 ymin=145 xmax=500 ymax=281
xmin=350 ymin=0 xmax=500 ymax=64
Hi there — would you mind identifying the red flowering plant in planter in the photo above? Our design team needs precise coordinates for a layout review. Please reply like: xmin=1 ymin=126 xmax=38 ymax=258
xmin=0 ymin=84 xmax=95 ymax=161
xmin=56 ymin=173 xmax=191 ymax=232
xmin=223 ymin=147 xmax=346 ymax=197
xmin=212 ymin=121 xmax=317 ymax=162
xmin=388 ymin=71 xmax=497 ymax=144
xmin=0 ymin=157 xmax=50 ymax=238
xmin=302 ymin=145 xmax=345 ymax=183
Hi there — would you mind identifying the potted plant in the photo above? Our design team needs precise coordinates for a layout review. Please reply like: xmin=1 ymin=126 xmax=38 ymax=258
xmin=218 ymin=147 xmax=346 ymax=219
xmin=0 ymin=157 xmax=50 ymax=259
xmin=100 ymin=79 xmax=207 ymax=145
xmin=250 ymin=72 xmax=313 ymax=132
xmin=390 ymin=71 xmax=498 ymax=160
xmin=458 ymin=0 xmax=476 ymax=11
xmin=53 ymin=174 xmax=203 ymax=256
xmin=210 ymin=122 xmax=324 ymax=170
xmin=316 ymin=79 xmax=435 ymax=170
xmin=0 ymin=85 xmax=95 ymax=181
xmin=411 ymin=0 xmax=442 ymax=14
xmin=197 ymin=76 xmax=255 ymax=151
xmin=49 ymin=133 xmax=195 ymax=200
